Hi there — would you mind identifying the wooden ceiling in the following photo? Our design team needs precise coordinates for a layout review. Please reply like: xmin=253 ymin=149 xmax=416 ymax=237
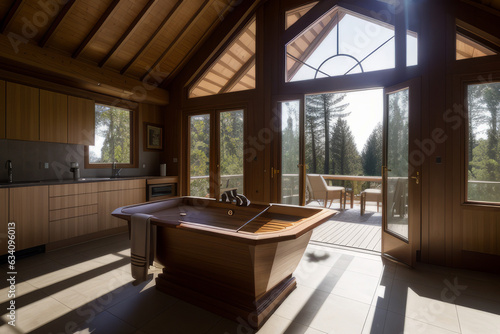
xmin=0 ymin=0 xmax=247 ymax=105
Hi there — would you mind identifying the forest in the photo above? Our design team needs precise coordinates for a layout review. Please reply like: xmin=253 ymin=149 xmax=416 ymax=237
xmin=467 ymin=82 xmax=500 ymax=203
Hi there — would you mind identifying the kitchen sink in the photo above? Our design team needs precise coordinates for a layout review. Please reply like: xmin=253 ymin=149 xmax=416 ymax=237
xmin=78 ymin=177 xmax=112 ymax=181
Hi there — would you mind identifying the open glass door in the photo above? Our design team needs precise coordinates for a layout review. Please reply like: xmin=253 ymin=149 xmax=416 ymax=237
xmin=278 ymin=100 xmax=304 ymax=205
xmin=382 ymin=79 xmax=421 ymax=266
xmin=188 ymin=114 xmax=212 ymax=197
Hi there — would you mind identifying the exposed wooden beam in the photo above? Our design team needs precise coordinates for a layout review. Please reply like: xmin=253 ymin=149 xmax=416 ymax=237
xmin=235 ymin=39 xmax=254 ymax=56
xmin=73 ymin=0 xmax=120 ymax=59
xmin=0 ymin=0 xmax=24 ymax=34
xmin=220 ymin=55 xmax=255 ymax=93
xmin=161 ymin=0 xmax=235 ymax=87
xmin=99 ymin=0 xmax=156 ymax=68
xmin=121 ymin=0 xmax=182 ymax=75
xmin=166 ymin=0 xmax=265 ymax=89
xmin=0 ymin=33 xmax=169 ymax=105
xmin=39 ymin=0 xmax=77 ymax=48
xmin=141 ymin=0 xmax=212 ymax=82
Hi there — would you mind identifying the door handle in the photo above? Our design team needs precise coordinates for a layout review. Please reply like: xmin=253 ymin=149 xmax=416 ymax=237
xmin=271 ymin=167 xmax=280 ymax=178
xmin=411 ymin=172 xmax=420 ymax=185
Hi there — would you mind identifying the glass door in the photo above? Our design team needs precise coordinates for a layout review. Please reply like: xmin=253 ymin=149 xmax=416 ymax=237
xmin=217 ymin=109 xmax=244 ymax=200
xmin=279 ymin=100 xmax=302 ymax=205
xmin=188 ymin=114 xmax=212 ymax=197
xmin=382 ymin=79 xmax=421 ymax=266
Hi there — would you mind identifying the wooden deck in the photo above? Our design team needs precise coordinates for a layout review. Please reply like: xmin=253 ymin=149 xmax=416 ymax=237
xmin=309 ymin=202 xmax=382 ymax=252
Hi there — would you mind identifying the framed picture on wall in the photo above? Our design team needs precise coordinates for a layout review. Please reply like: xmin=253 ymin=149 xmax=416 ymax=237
xmin=145 ymin=123 xmax=163 ymax=150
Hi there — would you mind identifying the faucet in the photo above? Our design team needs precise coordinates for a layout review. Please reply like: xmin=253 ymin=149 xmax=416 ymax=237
xmin=5 ymin=160 xmax=13 ymax=183
xmin=111 ymin=162 xmax=122 ymax=178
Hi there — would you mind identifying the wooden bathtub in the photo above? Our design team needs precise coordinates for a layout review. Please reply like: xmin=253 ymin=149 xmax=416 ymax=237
xmin=112 ymin=197 xmax=336 ymax=330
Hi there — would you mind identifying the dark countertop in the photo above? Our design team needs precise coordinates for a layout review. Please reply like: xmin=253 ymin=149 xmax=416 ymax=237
xmin=0 ymin=175 xmax=175 ymax=188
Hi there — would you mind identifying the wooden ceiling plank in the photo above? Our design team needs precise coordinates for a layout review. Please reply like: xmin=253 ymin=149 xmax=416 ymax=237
xmin=121 ymin=0 xmax=183 ymax=75
xmin=220 ymin=55 xmax=255 ymax=93
xmin=140 ymin=0 xmax=211 ymax=81
xmin=235 ymin=40 xmax=253 ymax=56
xmin=0 ymin=33 xmax=168 ymax=105
xmin=72 ymin=0 xmax=121 ymax=59
xmin=39 ymin=0 xmax=77 ymax=48
xmin=99 ymin=0 xmax=156 ymax=68
xmin=0 ymin=0 xmax=24 ymax=34
xmin=226 ymin=50 xmax=245 ymax=65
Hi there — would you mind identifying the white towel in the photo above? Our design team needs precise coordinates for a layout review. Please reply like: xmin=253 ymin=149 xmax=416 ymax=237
xmin=130 ymin=213 xmax=154 ymax=284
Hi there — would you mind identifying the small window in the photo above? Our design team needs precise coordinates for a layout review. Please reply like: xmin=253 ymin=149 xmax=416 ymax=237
xmin=87 ymin=104 xmax=134 ymax=167
xmin=467 ymin=82 xmax=500 ymax=204
xmin=457 ymin=32 xmax=497 ymax=60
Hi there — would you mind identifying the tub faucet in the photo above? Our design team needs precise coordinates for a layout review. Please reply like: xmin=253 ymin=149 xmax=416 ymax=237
xmin=112 ymin=162 xmax=122 ymax=178
xmin=5 ymin=160 xmax=12 ymax=183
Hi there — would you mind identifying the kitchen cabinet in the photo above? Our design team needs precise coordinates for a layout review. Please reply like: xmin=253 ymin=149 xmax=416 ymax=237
xmin=0 ymin=80 xmax=5 ymax=139
xmin=49 ymin=183 xmax=99 ymax=242
xmin=68 ymin=96 xmax=95 ymax=145
xmin=6 ymin=82 xmax=40 ymax=141
xmin=0 ymin=189 xmax=8 ymax=255
xmin=40 ymin=90 xmax=68 ymax=143
xmin=98 ymin=180 xmax=146 ymax=230
xmin=9 ymin=186 xmax=49 ymax=251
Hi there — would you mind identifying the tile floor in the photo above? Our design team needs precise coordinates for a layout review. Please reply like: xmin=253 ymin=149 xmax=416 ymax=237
xmin=1 ymin=234 xmax=499 ymax=334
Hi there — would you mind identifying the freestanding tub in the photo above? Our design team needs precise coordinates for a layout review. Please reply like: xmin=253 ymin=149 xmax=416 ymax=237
xmin=112 ymin=197 xmax=336 ymax=330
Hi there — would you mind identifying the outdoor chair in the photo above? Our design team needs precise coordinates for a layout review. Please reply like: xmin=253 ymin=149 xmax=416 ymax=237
xmin=360 ymin=188 xmax=382 ymax=215
xmin=306 ymin=174 xmax=345 ymax=209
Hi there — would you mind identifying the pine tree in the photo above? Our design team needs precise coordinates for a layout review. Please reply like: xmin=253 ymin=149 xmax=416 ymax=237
xmin=362 ymin=123 xmax=383 ymax=176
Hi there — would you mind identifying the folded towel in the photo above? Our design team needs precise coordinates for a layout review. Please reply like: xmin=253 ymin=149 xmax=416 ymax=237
xmin=130 ymin=213 xmax=154 ymax=284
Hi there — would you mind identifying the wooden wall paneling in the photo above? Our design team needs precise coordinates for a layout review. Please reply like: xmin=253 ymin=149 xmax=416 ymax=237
xmin=67 ymin=95 xmax=95 ymax=145
xmin=40 ymin=90 xmax=68 ymax=143
xmin=0 ymin=188 xmax=8 ymax=255
xmin=49 ymin=214 xmax=99 ymax=242
xmin=6 ymin=82 xmax=39 ymax=141
xmin=0 ymin=80 xmax=4 ymax=139
xmin=9 ymin=186 xmax=49 ymax=251
xmin=462 ymin=208 xmax=500 ymax=255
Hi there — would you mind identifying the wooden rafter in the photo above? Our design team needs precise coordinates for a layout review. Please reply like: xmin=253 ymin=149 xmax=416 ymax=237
xmin=73 ymin=0 xmax=120 ymax=59
xmin=235 ymin=39 xmax=253 ymax=56
xmin=121 ymin=0 xmax=183 ymax=75
xmin=140 ymin=0 xmax=211 ymax=82
xmin=39 ymin=0 xmax=77 ymax=48
xmin=287 ymin=12 xmax=343 ymax=81
xmin=161 ymin=0 xmax=235 ymax=87
xmin=226 ymin=50 xmax=245 ymax=65
xmin=0 ymin=0 xmax=24 ymax=34
xmin=99 ymin=0 xmax=156 ymax=68
xmin=220 ymin=55 xmax=255 ymax=93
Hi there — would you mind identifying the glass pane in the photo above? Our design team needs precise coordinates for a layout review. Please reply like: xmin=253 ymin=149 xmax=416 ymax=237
xmin=281 ymin=101 xmax=300 ymax=204
xmin=189 ymin=114 xmax=210 ymax=197
xmin=456 ymin=32 xmax=496 ymax=60
xmin=386 ymin=88 xmax=409 ymax=240
xmin=89 ymin=104 xmax=131 ymax=164
xmin=467 ymin=82 xmax=500 ymax=203
xmin=286 ymin=6 xmax=395 ymax=82
xmin=407 ymin=30 xmax=418 ymax=66
xmin=219 ymin=110 xmax=244 ymax=197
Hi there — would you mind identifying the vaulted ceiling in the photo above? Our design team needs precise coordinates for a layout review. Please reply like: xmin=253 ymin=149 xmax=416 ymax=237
xmin=0 ymin=0 xmax=252 ymax=105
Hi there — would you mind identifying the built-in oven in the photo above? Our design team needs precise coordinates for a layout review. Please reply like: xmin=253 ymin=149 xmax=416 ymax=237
xmin=146 ymin=177 xmax=178 ymax=201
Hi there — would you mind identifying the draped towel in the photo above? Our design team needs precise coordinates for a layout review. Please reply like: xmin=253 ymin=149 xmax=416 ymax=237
xmin=130 ymin=213 xmax=155 ymax=284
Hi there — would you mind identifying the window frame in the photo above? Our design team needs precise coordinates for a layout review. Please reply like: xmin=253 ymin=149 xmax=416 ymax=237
xmin=84 ymin=102 xmax=139 ymax=169
xmin=463 ymin=76 xmax=500 ymax=207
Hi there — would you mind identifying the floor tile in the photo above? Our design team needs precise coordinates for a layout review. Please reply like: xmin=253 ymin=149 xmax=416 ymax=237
xmin=383 ymin=311 xmax=460 ymax=334
xmin=362 ymin=306 xmax=387 ymax=334
xmin=455 ymin=294 xmax=500 ymax=334
xmin=329 ymin=270 xmax=379 ymax=304
xmin=388 ymin=279 xmax=461 ymax=333
xmin=139 ymin=300 xmax=220 ymax=334
xmin=75 ymin=311 xmax=136 ymax=334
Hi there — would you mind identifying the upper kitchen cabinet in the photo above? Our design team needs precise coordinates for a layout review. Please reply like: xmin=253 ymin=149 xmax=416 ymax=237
xmin=6 ymin=82 xmax=39 ymax=141
xmin=0 ymin=80 xmax=5 ymax=139
xmin=68 ymin=96 xmax=95 ymax=145
xmin=40 ymin=90 xmax=68 ymax=143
